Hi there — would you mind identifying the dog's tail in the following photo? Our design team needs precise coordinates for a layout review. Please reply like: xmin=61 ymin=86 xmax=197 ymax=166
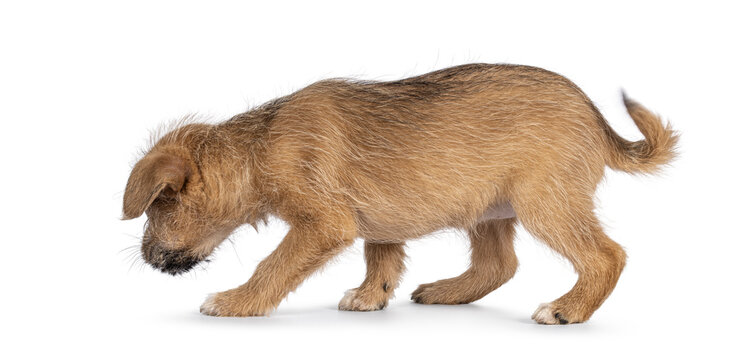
xmin=601 ymin=92 xmax=679 ymax=174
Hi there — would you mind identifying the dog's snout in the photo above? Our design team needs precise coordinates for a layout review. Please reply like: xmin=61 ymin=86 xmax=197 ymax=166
xmin=142 ymin=242 xmax=200 ymax=275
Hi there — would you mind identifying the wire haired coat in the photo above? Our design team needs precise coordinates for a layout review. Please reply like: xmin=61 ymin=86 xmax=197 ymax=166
xmin=122 ymin=64 xmax=678 ymax=324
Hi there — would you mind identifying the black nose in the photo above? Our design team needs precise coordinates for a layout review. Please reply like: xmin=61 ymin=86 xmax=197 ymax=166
xmin=142 ymin=243 xmax=200 ymax=275
xmin=157 ymin=251 xmax=200 ymax=275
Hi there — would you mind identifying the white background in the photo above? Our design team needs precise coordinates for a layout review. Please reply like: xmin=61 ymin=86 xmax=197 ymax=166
xmin=1 ymin=1 xmax=734 ymax=359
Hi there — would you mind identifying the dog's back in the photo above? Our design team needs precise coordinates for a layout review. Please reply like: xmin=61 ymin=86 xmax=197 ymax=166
xmin=256 ymin=64 xmax=675 ymax=242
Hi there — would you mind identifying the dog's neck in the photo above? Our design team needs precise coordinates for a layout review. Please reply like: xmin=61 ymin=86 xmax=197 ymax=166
xmin=201 ymin=112 xmax=273 ymax=226
xmin=171 ymin=96 xmax=289 ymax=228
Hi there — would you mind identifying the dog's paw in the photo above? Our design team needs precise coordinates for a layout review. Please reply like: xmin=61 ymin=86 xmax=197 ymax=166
xmin=199 ymin=289 xmax=268 ymax=317
xmin=532 ymin=302 xmax=571 ymax=325
xmin=338 ymin=288 xmax=388 ymax=311
xmin=411 ymin=280 xmax=472 ymax=305
xmin=199 ymin=293 xmax=222 ymax=316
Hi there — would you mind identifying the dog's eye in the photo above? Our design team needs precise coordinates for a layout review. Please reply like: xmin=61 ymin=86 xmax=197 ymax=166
xmin=160 ymin=187 xmax=179 ymax=199
xmin=153 ymin=190 xmax=179 ymax=206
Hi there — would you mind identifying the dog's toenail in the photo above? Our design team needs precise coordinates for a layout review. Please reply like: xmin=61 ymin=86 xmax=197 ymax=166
xmin=554 ymin=312 xmax=569 ymax=324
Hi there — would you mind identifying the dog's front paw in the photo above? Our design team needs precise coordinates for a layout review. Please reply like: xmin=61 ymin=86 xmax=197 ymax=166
xmin=199 ymin=293 xmax=225 ymax=316
xmin=199 ymin=289 xmax=269 ymax=317
xmin=338 ymin=288 xmax=388 ymax=311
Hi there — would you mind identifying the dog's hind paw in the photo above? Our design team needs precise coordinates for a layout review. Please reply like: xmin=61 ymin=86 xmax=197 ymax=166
xmin=532 ymin=303 xmax=571 ymax=325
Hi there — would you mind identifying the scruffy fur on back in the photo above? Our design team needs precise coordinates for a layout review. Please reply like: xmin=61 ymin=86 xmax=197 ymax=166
xmin=123 ymin=64 xmax=678 ymax=324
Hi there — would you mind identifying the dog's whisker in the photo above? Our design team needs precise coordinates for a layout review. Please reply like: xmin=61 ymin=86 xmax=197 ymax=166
xmin=118 ymin=244 xmax=139 ymax=255
xmin=226 ymin=237 xmax=243 ymax=266
xmin=127 ymin=255 xmax=141 ymax=273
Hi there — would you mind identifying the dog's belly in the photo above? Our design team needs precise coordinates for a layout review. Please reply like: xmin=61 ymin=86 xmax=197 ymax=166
xmin=476 ymin=201 xmax=516 ymax=222
xmin=356 ymin=201 xmax=516 ymax=241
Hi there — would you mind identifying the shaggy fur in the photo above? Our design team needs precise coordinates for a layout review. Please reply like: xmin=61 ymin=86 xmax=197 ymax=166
xmin=122 ymin=63 xmax=678 ymax=324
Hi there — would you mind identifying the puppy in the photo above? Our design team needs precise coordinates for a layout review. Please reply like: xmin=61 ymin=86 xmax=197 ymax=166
xmin=122 ymin=64 xmax=678 ymax=324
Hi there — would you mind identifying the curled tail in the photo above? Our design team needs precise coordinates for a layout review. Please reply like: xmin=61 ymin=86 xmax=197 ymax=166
xmin=602 ymin=92 xmax=679 ymax=174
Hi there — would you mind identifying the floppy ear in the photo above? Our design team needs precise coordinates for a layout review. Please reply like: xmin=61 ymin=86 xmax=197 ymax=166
xmin=122 ymin=152 xmax=192 ymax=220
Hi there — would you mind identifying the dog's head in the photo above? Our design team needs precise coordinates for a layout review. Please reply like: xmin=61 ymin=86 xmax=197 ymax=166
xmin=122 ymin=134 xmax=243 ymax=275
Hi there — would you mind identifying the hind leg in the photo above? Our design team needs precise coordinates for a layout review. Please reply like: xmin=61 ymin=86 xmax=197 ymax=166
xmin=514 ymin=188 xmax=626 ymax=324
xmin=339 ymin=242 xmax=406 ymax=311
xmin=411 ymin=218 xmax=518 ymax=304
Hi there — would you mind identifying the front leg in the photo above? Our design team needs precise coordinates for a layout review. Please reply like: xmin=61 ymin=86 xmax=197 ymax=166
xmin=339 ymin=241 xmax=406 ymax=311
xmin=201 ymin=225 xmax=355 ymax=317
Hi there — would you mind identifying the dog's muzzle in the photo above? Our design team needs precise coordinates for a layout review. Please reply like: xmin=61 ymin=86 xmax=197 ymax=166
xmin=142 ymin=243 xmax=201 ymax=275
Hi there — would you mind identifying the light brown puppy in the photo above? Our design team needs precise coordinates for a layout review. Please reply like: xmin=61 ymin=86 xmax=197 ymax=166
xmin=123 ymin=64 xmax=678 ymax=324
